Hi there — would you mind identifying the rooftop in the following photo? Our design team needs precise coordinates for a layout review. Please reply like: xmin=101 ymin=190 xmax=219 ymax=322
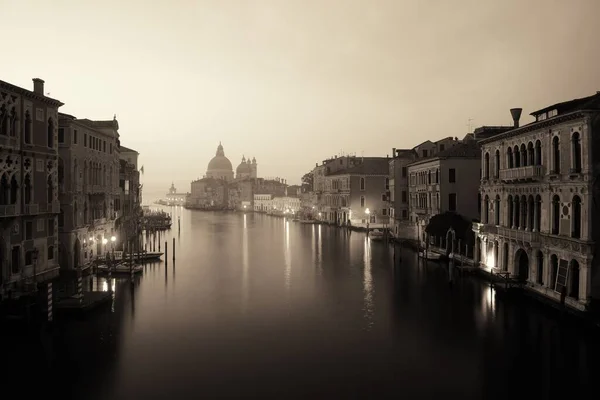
xmin=329 ymin=157 xmax=389 ymax=176
xmin=407 ymin=141 xmax=480 ymax=167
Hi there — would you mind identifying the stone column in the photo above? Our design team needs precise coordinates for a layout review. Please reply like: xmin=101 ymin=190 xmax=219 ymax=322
xmin=531 ymin=251 xmax=538 ymax=283
xmin=507 ymin=242 xmax=515 ymax=275
xmin=579 ymin=259 xmax=592 ymax=304
xmin=493 ymin=240 xmax=498 ymax=269
xmin=512 ymin=197 xmax=518 ymax=229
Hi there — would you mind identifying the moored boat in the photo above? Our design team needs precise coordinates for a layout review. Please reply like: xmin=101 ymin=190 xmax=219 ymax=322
xmin=97 ymin=263 xmax=144 ymax=274
xmin=103 ymin=250 xmax=163 ymax=263
xmin=369 ymin=229 xmax=386 ymax=241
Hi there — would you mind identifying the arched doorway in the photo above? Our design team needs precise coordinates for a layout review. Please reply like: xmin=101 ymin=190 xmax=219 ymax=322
xmin=536 ymin=251 xmax=544 ymax=285
xmin=73 ymin=238 xmax=81 ymax=269
xmin=515 ymin=248 xmax=529 ymax=282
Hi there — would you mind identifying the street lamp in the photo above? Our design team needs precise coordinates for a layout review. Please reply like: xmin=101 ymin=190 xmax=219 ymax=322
xmin=365 ymin=208 xmax=370 ymax=232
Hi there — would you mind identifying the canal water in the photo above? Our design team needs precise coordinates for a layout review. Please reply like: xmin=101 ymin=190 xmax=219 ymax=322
xmin=4 ymin=207 xmax=599 ymax=399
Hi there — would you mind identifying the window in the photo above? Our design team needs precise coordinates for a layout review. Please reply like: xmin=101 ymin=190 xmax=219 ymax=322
xmin=402 ymin=209 xmax=408 ymax=219
xmin=58 ymin=128 xmax=64 ymax=143
xmin=73 ymin=129 xmax=78 ymax=144
xmin=37 ymin=219 xmax=45 ymax=232
xmin=440 ymin=144 xmax=445 ymax=152
xmin=483 ymin=196 xmax=489 ymax=223
xmin=382 ymin=208 xmax=387 ymax=216
xmin=25 ymin=221 xmax=33 ymax=240
xmin=552 ymin=195 xmax=560 ymax=235
xmin=484 ymin=153 xmax=490 ymax=179
xmin=109 ymin=143 xmax=112 ymax=154
xmin=48 ymin=245 xmax=54 ymax=260
xmin=381 ymin=194 xmax=387 ymax=201
xmin=360 ymin=196 xmax=365 ymax=208
xmin=494 ymin=150 xmax=500 ymax=178
xmin=103 ymin=141 xmax=107 ymax=153
xmin=360 ymin=177 xmax=365 ymax=191
xmin=25 ymin=251 xmax=34 ymax=266
xmin=507 ymin=147 xmax=513 ymax=168
xmin=385 ymin=178 xmax=389 ymax=190
xmin=494 ymin=195 xmax=500 ymax=225
xmin=24 ymin=111 xmax=32 ymax=144
xmin=422 ymin=149 xmax=428 ymax=157
xmin=572 ymin=132 xmax=582 ymax=173
xmin=449 ymin=168 xmax=456 ymax=183
xmin=428 ymin=171 xmax=432 ymax=184
xmin=449 ymin=193 xmax=457 ymax=212
xmin=402 ymin=167 xmax=407 ymax=178
xmin=84 ymin=133 xmax=88 ymax=147
xmin=552 ymin=136 xmax=560 ymax=173
xmin=401 ymin=191 xmax=407 ymax=203
xmin=572 ymin=196 xmax=582 ymax=238
xmin=48 ymin=218 xmax=55 ymax=236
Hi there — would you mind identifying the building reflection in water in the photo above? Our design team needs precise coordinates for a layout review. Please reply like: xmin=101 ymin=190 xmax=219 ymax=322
xmin=363 ymin=237 xmax=374 ymax=330
xmin=284 ymin=220 xmax=291 ymax=291
xmin=242 ymin=214 xmax=249 ymax=312
xmin=317 ymin=224 xmax=322 ymax=265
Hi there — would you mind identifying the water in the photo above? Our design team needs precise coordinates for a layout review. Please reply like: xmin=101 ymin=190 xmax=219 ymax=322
xmin=4 ymin=208 xmax=599 ymax=399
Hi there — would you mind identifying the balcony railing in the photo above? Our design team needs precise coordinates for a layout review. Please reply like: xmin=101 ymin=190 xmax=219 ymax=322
xmin=24 ymin=204 xmax=39 ymax=215
xmin=0 ymin=204 xmax=19 ymax=217
xmin=498 ymin=226 xmax=540 ymax=244
xmin=499 ymin=165 xmax=544 ymax=182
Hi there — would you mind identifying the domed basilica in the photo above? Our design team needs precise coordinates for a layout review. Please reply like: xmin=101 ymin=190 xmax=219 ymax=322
xmin=206 ymin=142 xmax=257 ymax=181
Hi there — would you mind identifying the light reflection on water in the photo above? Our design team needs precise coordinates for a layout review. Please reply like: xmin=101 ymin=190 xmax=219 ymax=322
xmin=242 ymin=214 xmax=249 ymax=312
xmin=284 ymin=220 xmax=291 ymax=292
xmin=363 ymin=237 xmax=374 ymax=330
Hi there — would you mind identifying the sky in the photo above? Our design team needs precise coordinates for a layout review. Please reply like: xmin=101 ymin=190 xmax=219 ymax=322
xmin=2 ymin=0 xmax=600 ymax=195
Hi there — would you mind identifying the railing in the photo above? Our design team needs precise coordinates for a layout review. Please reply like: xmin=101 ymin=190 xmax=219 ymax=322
xmin=24 ymin=204 xmax=39 ymax=215
xmin=499 ymin=165 xmax=544 ymax=182
xmin=0 ymin=204 xmax=18 ymax=217
xmin=498 ymin=226 xmax=540 ymax=244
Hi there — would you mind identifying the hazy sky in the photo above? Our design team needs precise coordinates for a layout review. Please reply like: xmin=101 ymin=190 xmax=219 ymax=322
xmin=3 ymin=0 xmax=600 ymax=194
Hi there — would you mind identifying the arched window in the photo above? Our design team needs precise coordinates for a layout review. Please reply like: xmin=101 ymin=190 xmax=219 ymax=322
xmin=47 ymin=175 xmax=54 ymax=203
xmin=494 ymin=150 xmax=500 ymax=178
xmin=571 ymin=132 xmax=582 ymax=173
xmin=483 ymin=195 xmax=489 ymax=223
xmin=572 ymin=195 xmax=582 ymax=239
xmin=569 ymin=260 xmax=580 ymax=298
xmin=477 ymin=192 xmax=481 ymax=215
xmin=552 ymin=195 xmax=560 ymax=235
xmin=0 ymin=105 xmax=7 ymax=135
xmin=507 ymin=195 xmax=513 ymax=227
xmin=58 ymin=158 xmax=64 ymax=192
xmin=427 ymin=171 xmax=431 ymax=184
xmin=535 ymin=140 xmax=542 ymax=166
xmin=552 ymin=136 xmax=560 ymax=173
xmin=47 ymin=118 xmax=55 ymax=148
xmin=503 ymin=242 xmax=509 ymax=271
xmin=520 ymin=144 xmax=527 ymax=167
xmin=23 ymin=174 xmax=32 ymax=204
xmin=528 ymin=195 xmax=535 ymax=231
xmin=24 ymin=110 xmax=32 ymax=144
xmin=527 ymin=142 xmax=534 ymax=166
xmin=513 ymin=145 xmax=520 ymax=167
xmin=520 ymin=195 xmax=527 ymax=230
xmin=536 ymin=251 xmax=544 ymax=285
xmin=494 ymin=195 xmax=500 ymax=225
xmin=10 ymin=174 xmax=18 ymax=205
xmin=484 ymin=152 xmax=490 ymax=179
xmin=74 ymin=202 xmax=78 ymax=227
xmin=435 ymin=168 xmax=439 ymax=183
xmin=360 ymin=177 xmax=365 ymax=191
xmin=507 ymin=147 xmax=513 ymax=168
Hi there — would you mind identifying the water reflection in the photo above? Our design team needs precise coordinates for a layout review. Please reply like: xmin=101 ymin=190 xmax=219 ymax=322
xmin=284 ymin=220 xmax=291 ymax=291
xmin=242 ymin=214 xmax=249 ymax=312
xmin=363 ymin=237 xmax=374 ymax=330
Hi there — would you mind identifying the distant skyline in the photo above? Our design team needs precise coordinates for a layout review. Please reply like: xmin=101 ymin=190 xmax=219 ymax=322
xmin=3 ymin=0 xmax=600 ymax=194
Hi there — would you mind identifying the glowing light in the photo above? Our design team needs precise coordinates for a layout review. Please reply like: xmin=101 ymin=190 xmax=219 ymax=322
xmin=111 ymin=236 xmax=116 ymax=242
xmin=365 ymin=208 xmax=370 ymax=215
xmin=102 ymin=238 xmax=108 ymax=245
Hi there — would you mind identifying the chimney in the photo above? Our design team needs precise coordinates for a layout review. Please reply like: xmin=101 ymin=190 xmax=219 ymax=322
xmin=510 ymin=108 xmax=523 ymax=128
xmin=33 ymin=78 xmax=45 ymax=95
xmin=392 ymin=147 xmax=396 ymax=157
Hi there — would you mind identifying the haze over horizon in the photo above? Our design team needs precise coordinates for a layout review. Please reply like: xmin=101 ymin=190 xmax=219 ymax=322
xmin=3 ymin=0 xmax=599 ymax=195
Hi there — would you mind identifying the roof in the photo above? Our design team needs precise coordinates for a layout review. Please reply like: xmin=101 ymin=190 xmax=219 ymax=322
xmin=531 ymin=91 xmax=600 ymax=116
xmin=329 ymin=157 xmax=389 ymax=176
xmin=77 ymin=118 xmax=119 ymax=131
xmin=119 ymin=145 xmax=139 ymax=154
xmin=0 ymin=79 xmax=64 ymax=107
xmin=393 ymin=148 xmax=418 ymax=158
xmin=480 ymin=91 xmax=600 ymax=144
xmin=407 ymin=141 xmax=480 ymax=167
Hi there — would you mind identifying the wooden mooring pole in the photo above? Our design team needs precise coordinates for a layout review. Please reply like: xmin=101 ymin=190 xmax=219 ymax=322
xmin=173 ymin=237 xmax=175 ymax=261
xmin=165 ymin=241 xmax=168 ymax=266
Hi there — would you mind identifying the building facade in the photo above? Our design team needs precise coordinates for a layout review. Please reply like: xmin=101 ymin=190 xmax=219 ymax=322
xmin=254 ymin=193 xmax=272 ymax=212
xmin=118 ymin=147 xmax=141 ymax=250
xmin=388 ymin=148 xmax=418 ymax=238
xmin=1 ymin=78 xmax=63 ymax=296
xmin=408 ymin=141 xmax=482 ymax=242
xmin=57 ymin=114 xmax=121 ymax=268
xmin=473 ymin=95 xmax=600 ymax=311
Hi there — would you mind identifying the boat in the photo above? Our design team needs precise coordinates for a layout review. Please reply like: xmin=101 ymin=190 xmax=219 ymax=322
xmin=418 ymin=250 xmax=442 ymax=260
xmin=103 ymin=250 xmax=163 ymax=262
xmin=369 ymin=229 xmax=386 ymax=241
xmin=97 ymin=263 xmax=144 ymax=274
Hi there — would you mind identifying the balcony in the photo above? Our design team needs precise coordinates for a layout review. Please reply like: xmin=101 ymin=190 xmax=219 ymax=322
xmin=497 ymin=226 xmax=541 ymax=244
xmin=0 ymin=204 xmax=19 ymax=217
xmin=499 ymin=165 xmax=544 ymax=182
xmin=24 ymin=204 xmax=39 ymax=215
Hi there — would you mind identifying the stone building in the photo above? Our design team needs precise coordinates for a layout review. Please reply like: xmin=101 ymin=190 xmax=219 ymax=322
xmin=473 ymin=92 xmax=600 ymax=311
xmin=189 ymin=178 xmax=228 ymax=208
xmin=1 ymin=78 xmax=63 ymax=296
xmin=235 ymin=156 xmax=257 ymax=180
xmin=118 ymin=147 xmax=141 ymax=250
xmin=324 ymin=157 xmax=390 ymax=226
xmin=57 ymin=113 xmax=121 ymax=268
xmin=408 ymin=141 xmax=482 ymax=243
xmin=253 ymin=193 xmax=272 ymax=212
xmin=388 ymin=148 xmax=418 ymax=238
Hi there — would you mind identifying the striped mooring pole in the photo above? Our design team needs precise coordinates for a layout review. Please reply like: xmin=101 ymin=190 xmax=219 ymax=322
xmin=77 ymin=270 xmax=83 ymax=305
xmin=46 ymin=283 xmax=53 ymax=322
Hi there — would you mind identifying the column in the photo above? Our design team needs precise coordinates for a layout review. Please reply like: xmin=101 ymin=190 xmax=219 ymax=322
xmin=513 ymin=198 xmax=518 ymax=228
xmin=507 ymin=243 xmax=515 ymax=275
xmin=579 ymin=260 xmax=592 ymax=304
xmin=493 ymin=240 xmax=498 ymax=270
xmin=531 ymin=251 xmax=538 ymax=283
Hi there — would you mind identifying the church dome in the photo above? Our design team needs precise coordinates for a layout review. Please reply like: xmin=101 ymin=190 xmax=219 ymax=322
xmin=236 ymin=157 xmax=252 ymax=175
xmin=207 ymin=143 xmax=233 ymax=172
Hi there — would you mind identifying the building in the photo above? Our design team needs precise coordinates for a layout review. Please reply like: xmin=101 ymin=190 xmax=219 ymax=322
xmin=473 ymin=93 xmax=600 ymax=311
xmin=272 ymin=196 xmax=301 ymax=214
xmin=323 ymin=157 xmax=390 ymax=226
xmin=57 ymin=113 xmax=121 ymax=268
xmin=206 ymin=142 xmax=234 ymax=181
xmin=118 ymin=146 xmax=141 ymax=249
xmin=165 ymin=183 xmax=188 ymax=205
xmin=407 ymin=141 xmax=482 ymax=242
xmin=254 ymin=193 xmax=272 ymax=212
xmin=388 ymin=148 xmax=418 ymax=238
xmin=1 ymin=78 xmax=63 ymax=297
xmin=189 ymin=178 xmax=228 ymax=209
xmin=412 ymin=137 xmax=459 ymax=158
